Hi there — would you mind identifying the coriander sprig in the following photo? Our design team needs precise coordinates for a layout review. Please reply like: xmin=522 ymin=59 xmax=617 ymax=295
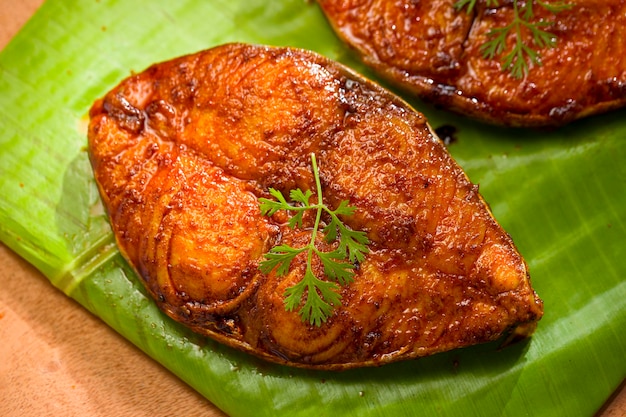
xmin=258 ymin=153 xmax=369 ymax=326
xmin=455 ymin=0 xmax=571 ymax=78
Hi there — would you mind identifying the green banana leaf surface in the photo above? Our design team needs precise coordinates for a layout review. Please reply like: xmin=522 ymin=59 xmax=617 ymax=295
xmin=1 ymin=0 xmax=624 ymax=416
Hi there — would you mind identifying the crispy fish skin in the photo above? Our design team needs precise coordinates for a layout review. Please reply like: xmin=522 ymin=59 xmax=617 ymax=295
xmin=317 ymin=0 xmax=626 ymax=127
xmin=88 ymin=43 xmax=543 ymax=370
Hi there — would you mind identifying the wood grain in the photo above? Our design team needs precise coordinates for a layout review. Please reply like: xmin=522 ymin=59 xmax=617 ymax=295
xmin=0 ymin=242 xmax=225 ymax=416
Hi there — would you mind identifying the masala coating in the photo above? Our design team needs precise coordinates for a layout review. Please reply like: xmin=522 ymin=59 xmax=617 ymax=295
xmin=317 ymin=0 xmax=626 ymax=126
xmin=88 ymin=43 xmax=543 ymax=370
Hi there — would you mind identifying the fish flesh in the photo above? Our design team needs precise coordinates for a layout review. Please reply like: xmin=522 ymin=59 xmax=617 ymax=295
xmin=88 ymin=43 xmax=543 ymax=370
xmin=317 ymin=0 xmax=626 ymax=126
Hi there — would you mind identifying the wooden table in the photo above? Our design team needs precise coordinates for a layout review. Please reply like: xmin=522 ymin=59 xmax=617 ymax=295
xmin=0 ymin=2 xmax=623 ymax=416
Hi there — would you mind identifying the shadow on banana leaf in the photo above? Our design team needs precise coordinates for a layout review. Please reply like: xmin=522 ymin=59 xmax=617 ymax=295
xmin=54 ymin=148 xmax=115 ymax=294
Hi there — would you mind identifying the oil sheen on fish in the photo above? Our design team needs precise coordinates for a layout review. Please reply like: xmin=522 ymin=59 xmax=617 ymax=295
xmin=317 ymin=0 xmax=626 ymax=127
xmin=87 ymin=43 xmax=543 ymax=370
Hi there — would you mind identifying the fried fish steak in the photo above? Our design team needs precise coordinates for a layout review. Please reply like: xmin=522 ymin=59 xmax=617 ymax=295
xmin=88 ymin=43 xmax=543 ymax=370
xmin=317 ymin=0 xmax=626 ymax=127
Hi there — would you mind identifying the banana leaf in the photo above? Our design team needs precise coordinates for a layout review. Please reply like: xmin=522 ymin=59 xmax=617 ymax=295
xmin=1 ymin=0 xmax=624 ymax=416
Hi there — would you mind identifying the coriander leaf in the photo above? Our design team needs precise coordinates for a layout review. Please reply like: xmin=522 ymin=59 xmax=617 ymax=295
xmin=290 ymin=188 xmax=313 ymax=206
xmin=455 ymin=0 xmax=571 ymax=78
xmin=339 ymin=226 xmax=370 ymax=264
xmin=258 ymin=153 xmax=370 ymax=326
xmin=318 ymin=249 xmax=355 ymax=286
xmin=259 ymin=188 xmax=289 ymax=216
xmin=454 ymin=0 xmax=499 ymax=13
xmin=538 ymin=0 xmax=571 ymax=13
xmin=332 ymin=200 xmax=357 ymax=217
xmin=284 ymin=268 xmax=341 ymax=327
xmin=480 ymin=26 xmax=510 ymax=60
xmin=259 ymin=245 xmax=305 ymax=276
xmin=259 ymin=187 xmax=311 ymax=228
xmin=527 ymin=21 xmax=558 ymax=49
xmin=322 ymin=214 xmax=341 ymax=243
xmin=283 ymin=278 xmax=307 ymax=312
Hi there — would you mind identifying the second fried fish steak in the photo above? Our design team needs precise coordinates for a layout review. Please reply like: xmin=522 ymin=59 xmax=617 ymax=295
xmin=317 ymin=0 xmax=626 ymax=127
